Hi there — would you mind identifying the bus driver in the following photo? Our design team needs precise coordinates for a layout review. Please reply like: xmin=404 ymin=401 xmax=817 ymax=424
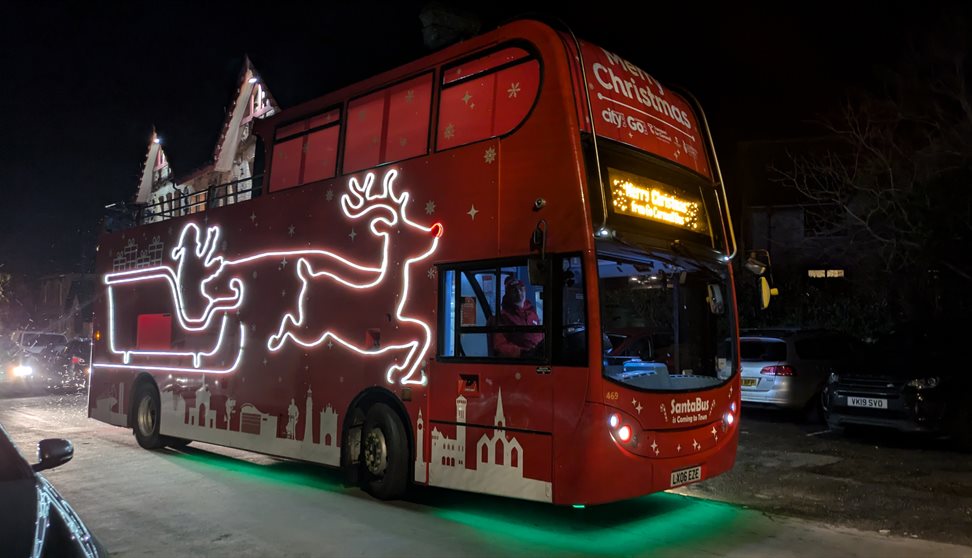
xmin=493 ymin=277 xmax=543 ymax=358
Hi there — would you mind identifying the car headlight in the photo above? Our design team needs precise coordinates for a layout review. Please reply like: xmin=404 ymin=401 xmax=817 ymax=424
xmin=13 ymin=365 xmax=33 ymax=377
xmin=906 ymin=377 xmax=939 ymax=390
xmin=828 ymin=372 xmax=839 ymax=384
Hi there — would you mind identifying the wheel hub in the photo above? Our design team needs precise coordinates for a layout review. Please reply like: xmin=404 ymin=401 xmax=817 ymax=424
xmin=137 ymin=396 xmax=157 ymax=437
xmin=363 ymin=428 xmax=387 ymax=476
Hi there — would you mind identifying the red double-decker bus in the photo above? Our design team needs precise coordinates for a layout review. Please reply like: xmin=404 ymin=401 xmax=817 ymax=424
xmin=90 ymin=19 xmax=740 ymax=505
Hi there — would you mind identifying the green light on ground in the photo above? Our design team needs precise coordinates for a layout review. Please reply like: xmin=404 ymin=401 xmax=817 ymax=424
xmin=167 ymin=448 xmax=346 ymax=493
xmin=572 ymin=504 xmax=586 ymax=509
xmin=432 ymin=491 xmax=744 ymax=556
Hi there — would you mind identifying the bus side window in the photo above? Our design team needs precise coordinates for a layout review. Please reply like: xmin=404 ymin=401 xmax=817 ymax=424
xmin=439 ymin=261 xmax=546 ymax=361
xmin=344 ymin=73 xmax=433 ymax=173
xmin=437 ymin=48 xmax=540 ymax=151
xmin=269 ymin=108 xmax=341 ymax=192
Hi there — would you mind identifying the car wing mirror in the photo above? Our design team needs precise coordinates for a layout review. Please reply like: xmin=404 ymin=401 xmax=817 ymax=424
xmin=33 ymin=438 xmax=73 ymax=472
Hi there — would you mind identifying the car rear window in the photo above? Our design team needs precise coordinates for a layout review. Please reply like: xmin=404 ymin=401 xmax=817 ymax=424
xmin=740 ymin=340 xmax=787 ymax=362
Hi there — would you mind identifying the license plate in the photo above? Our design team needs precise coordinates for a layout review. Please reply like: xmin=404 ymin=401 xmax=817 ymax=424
xmin=847 ymin=397 xmax=888 ymax=409
xmin=670 ymin=466 xmax=702 ymax=487
xmin=741 ymin=378 xmax=758 ymax=387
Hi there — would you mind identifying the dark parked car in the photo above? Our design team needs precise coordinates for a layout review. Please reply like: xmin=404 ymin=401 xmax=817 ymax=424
xmin=0 ymin=424 xmax=105 ymax=557
xmin=824 ymin=323 xmax=971 ymax=449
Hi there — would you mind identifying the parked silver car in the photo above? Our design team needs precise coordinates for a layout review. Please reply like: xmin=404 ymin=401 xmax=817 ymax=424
xmin=739 ymin=329 xmax=856 ymax=414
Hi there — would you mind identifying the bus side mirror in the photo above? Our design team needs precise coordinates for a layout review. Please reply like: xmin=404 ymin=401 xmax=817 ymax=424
xmin=759 ymin=277 xmax=780 ymax=310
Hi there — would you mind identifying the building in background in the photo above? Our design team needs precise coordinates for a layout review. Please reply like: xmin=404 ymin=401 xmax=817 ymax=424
xmin=134 ymin=58 xmax=279 ymax=221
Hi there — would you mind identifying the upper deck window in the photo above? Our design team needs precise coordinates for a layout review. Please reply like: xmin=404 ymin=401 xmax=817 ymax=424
xmin=269 ymin=108 xmax=341 ymax=192
xmin=437 ymin=47 xmax=540 ymax=151
xmin=343 ymin=73 xmax=433 ymax=173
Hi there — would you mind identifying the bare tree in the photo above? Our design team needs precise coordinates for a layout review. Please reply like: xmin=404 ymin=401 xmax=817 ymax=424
xmin=775 ymin=31 xmax=972 ymax=282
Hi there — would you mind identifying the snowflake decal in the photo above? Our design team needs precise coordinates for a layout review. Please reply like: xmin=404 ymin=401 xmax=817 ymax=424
xmin=444 ymin=123 xmax=455 ymax=140
xmin=427 ymin=266 xmax=437 ymax=280
xmin=325 ymin=189 xmax=334 ymax=201
xmin=507 ymin=82 xmax=521 ymax=98
xmin=484 ymin=147 xmax=496 ymax=164
xmin=425 ymin=200 xmax=436 ymax=215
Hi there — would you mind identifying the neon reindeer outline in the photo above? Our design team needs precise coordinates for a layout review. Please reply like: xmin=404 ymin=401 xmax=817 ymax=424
xmin=267 ymin=169 xmax=442 ymax=386
xmin=95 ymin=169 xmax=442 ymax=385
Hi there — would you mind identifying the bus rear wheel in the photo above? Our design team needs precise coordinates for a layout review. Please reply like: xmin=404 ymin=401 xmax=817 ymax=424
xmin=361 ymin=403 xmax=408 ymax=500
xmin=133 ymin=383 xmax=166 ymax=450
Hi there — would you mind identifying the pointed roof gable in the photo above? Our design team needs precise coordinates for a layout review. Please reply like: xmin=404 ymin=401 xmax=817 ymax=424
xmin=135 ymin=129 xmax=174 ymax=203
xmin=213 ymin=57 xmax=280 ymax=172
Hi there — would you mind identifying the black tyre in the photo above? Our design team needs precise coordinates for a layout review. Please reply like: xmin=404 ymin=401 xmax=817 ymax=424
xmin=166 ymin=437 xmax=192 ymax=449
xmin=132 ymin=383 xmax=166 ymax=450
xmin=361 ymin=403 xmax=409 ymax=500
xmin=341 ymin=407 xmax=366 ymax=487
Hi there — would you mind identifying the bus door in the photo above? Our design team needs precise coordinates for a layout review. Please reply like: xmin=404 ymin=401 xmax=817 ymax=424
xmin=422 ymin=258 xmax=562 ymax=502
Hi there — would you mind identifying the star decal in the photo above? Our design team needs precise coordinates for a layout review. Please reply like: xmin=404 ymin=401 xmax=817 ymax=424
xmin=425 ymin=200 xmax=436 ymax=214
xmin=325 ymin=189 xmax=334 ymax=201
xmin=507 ymin=82 xmax=521 ymax=98
xmin=650 ymin=439 xmax=658 ymax=453
xmin=462 ymin=91 xmax=472 ymax=104
xmin=635 ymin=401 xmax=643 ymax=414
xmin=281 ymin=289 xmax=287 ymax=297
xmin=288 ymin=225 xmax=295 ymax=237
xmin=484 ymin=147 xmax=496 ymax=164
xmin=692 ymin=439 xmax=700 ymax=451
xmin=467 ymin=205 xmax=479 ymax=220
xmin=405 ymin=89 xmax=415 ymax=103
xmin=676 ymin=444 xmax=682 ymax=453
xmin=349 ymin=228 xmax=357 ymax=241
xmin=250 ymin=323 xmax=257 ymax=332
xmin=249 ymin=212 xmax=257 ymax=222
xmin=280 ymin=257 xmax=288 ymax=269
xmin=711 ymin=426 xmax=718 ymax=437
xmin=262 ymin=358 xmax=268 ymax=366
xmin=327 ymin=341 xmax=334 ymax=349
xmin=444 ymin=123 xmax=455 ymax=139
xmin=252 ymin=271 xmax=258 ymax=279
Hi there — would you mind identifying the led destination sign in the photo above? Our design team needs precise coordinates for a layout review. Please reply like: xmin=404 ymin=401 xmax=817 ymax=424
xmin=608 ymin=168 xmax=708 ymax=234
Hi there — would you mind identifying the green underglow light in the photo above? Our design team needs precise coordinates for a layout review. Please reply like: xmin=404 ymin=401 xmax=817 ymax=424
xmin=572 ymin=504 xmax=586 ymax=509
xmin=430 ymin=491 xmax=746 ymax=556
xmin=167 ymin=448 xmax=346 ymax=493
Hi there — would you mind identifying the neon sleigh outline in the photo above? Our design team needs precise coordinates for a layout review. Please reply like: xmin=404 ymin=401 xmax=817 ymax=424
xmin=95 ymin=169 xmax=442 ymax=385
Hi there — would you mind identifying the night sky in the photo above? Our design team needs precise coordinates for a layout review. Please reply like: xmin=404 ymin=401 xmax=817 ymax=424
xmin=0 ymin=1 xmax=955 ymax=275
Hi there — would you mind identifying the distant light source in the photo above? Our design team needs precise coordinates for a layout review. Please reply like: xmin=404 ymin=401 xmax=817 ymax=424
xmin=153 ymin=137 xmax=161 ymax=144
xmin=248 ymin=77 xmax=259 ymax=84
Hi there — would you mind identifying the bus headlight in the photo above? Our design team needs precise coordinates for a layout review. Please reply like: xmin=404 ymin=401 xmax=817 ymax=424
xmin=13 ymin=365 xmax=33 ymax=377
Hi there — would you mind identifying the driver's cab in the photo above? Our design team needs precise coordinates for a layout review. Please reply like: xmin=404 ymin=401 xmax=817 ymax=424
xmin=437 ymin=254 xmax=587 ymax=366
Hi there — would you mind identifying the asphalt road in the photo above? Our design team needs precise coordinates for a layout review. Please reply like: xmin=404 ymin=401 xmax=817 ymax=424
xmin=1 ymin=390 xmax=970 ymax=557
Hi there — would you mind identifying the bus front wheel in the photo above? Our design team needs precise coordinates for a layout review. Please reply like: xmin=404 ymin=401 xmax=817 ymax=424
xmin=133 ymin=383 xmax=166 ymax=450
xmin=361 ymin=403 xmax=408 ymax=500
